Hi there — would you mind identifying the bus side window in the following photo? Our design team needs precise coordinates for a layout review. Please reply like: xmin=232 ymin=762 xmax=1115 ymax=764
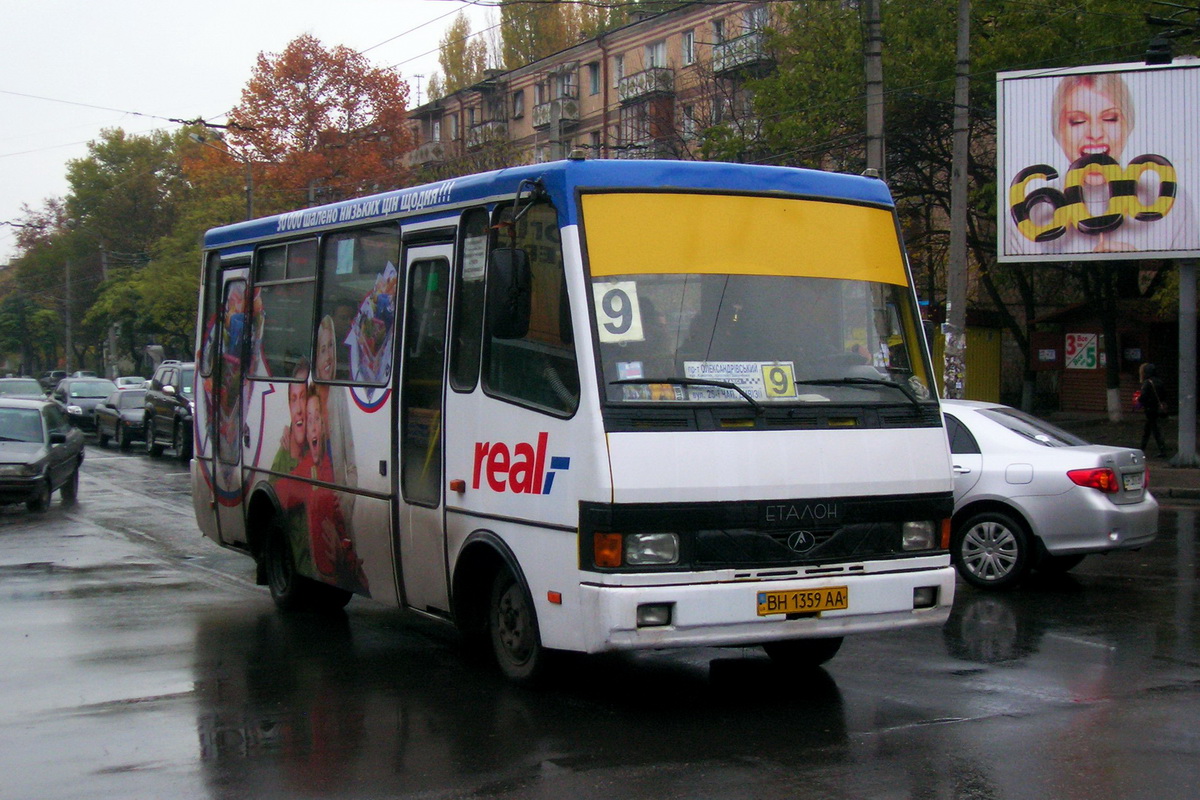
xmin=253 ymin=240 xmax=317 ymax=379
xmin=318 ymin=225 xmax=400 ymax=385
xmin=450 ymin=208 xmax=490 ymax=392
xmin=483 ymin=201 xmax=579 ymax=415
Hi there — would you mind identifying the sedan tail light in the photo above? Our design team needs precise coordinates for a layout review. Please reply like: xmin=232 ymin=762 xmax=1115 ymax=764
xmin=1067 ymin=467 xmax=1119 ymax=493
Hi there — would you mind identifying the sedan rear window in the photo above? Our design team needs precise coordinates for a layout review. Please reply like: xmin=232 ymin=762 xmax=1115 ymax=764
xmin=0 ymin=408 xmax=44 ymax=443
xmin=70 ymin=381 xmax=118 ymax=398
xmin=978 ymin=407 xmax=1089 ymax=447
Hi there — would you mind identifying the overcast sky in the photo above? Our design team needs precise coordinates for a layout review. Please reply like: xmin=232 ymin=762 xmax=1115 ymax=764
xmin=0 ymin=0 xmax=490 ymax=263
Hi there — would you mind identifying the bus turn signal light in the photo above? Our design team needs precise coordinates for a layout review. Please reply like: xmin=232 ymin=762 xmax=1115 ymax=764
xmin=594 ymin=533 xmax=623 ymax=567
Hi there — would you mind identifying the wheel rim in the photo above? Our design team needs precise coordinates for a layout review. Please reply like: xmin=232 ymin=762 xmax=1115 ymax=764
xmin=494 ymin=581 xmax=534 ymax=666
xmin=961 ymin=520 xmax=1020 ymax=582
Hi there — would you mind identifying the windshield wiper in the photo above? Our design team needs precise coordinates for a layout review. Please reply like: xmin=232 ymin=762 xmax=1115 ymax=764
xmin=611 ymin=377 xmax=763 ymax=415
xmin=795 ymin=377 xmax=924 ymax=409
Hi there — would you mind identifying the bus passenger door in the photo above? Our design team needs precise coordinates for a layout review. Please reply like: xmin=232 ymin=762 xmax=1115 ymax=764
xmin=212 ymin=270 xmax=250 ymax=546
xmin=397 ymin=244 xmax=452 ymax=614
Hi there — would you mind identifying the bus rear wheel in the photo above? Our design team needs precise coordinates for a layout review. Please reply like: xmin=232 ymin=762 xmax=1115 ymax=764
xmin=489 ymin=567 xmax=545 ymax=683
xmin=264 ymin=524 xmax=350 ymax=613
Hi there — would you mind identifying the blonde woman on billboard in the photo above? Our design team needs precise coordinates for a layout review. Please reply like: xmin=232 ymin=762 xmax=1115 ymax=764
xmin=1007 ymin=72 xmax=1195 ymax=256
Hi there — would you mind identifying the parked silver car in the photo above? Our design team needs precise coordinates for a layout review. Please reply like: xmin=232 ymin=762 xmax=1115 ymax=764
xmin=942 ymin=400 xmax=1158 ymax=590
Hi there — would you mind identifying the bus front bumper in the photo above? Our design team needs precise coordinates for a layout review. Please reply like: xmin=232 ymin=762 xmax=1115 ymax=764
xmin=575 ymin=562 xmax=955 ymax=653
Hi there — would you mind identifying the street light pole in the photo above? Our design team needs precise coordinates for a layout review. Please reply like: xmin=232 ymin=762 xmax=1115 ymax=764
xmin=190 ymin=133 xmax=254 ymax=220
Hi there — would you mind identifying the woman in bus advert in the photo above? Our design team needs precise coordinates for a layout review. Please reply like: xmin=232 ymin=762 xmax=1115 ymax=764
xmin=1004 ymin=69 xmax=1199 ymax=258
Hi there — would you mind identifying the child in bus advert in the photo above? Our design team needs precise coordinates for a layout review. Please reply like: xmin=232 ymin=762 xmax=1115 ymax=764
xmin=1004 ymin=70 xmax=1199 ymax=258
xmin=274 ymin=389 xmax=369 ymax=595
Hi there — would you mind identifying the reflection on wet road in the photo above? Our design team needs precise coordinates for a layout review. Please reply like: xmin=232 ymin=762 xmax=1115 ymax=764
xmin=0 ymin=445 xmax=1197 ymax=799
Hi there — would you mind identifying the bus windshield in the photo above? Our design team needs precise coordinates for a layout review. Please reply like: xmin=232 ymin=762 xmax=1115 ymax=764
xmin=584 ymin=192 xmax=933 ymax=406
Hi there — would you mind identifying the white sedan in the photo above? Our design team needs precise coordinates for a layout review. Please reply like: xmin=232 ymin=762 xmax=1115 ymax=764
xmin=942 ymin=400 xmax=1158 ymax=590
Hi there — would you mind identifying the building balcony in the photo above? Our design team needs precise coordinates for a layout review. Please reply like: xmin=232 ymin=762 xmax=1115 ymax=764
xmin=532 ymin=97 xmax=581 ymax=129
xmin=466 ymin=120 xmax=508 ymax=149
xmin=618 ymin=67 xmax=675 ymax=103
xmin=712 ymin=31 xmax=772 ymax=75
xmin=409 ymin=140 xmax=446 ymax=166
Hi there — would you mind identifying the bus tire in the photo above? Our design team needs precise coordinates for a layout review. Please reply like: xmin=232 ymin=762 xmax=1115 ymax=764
xmin=489 ymin=566 xmax=545 ymax=684
xmin=763 ymin=637 xmax=844 ymax=668
xmin=264 ymin=523 xmax=351 ymax=613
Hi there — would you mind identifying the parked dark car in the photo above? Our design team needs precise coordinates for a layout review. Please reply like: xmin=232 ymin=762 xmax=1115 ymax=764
xmin=38 ymin=370 xmax=67 ymax=392
xmin=51 ymin=377 xmax=119 ymax=432
xmin=0 ymin=377 xmax=48 ymax=400
xmin=96 ymin=389 xmax=147 ymax=450
xmin=144 ymin=361 xmax=195 ymax=461
xmin=0 ymin=398 xmax=85 ymax=512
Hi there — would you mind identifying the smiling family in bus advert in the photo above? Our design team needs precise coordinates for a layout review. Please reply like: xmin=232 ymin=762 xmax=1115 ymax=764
xmin=998 ymin=62 xmax=1200 ymax=263
xmin=201 ymin=258 xmax=400 ymax=598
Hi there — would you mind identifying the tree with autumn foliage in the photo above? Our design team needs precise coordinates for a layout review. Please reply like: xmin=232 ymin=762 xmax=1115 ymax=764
xmin=227 ymin=34 xmax=414 ymax=211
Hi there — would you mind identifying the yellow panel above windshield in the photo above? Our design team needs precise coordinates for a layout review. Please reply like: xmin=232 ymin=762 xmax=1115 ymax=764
xmin=582 ymin=193 xmax=907 ymax=286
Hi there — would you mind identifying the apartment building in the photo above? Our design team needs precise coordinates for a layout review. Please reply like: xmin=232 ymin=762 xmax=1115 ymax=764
xmin=407 ymin=2 xmax=773 ymax=174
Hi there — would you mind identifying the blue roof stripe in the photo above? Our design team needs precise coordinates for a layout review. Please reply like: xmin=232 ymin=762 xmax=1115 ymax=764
xmin=202 ymin=159 xmax=895 ymax=249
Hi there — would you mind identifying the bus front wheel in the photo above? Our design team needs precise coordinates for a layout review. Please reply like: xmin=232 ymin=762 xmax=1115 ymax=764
xmin=489 ymin=567 xmax=545 ymax=683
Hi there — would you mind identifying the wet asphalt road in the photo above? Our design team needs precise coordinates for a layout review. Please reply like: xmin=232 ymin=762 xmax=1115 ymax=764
xmin=0 ymin=442 xmax=1197 ymax=800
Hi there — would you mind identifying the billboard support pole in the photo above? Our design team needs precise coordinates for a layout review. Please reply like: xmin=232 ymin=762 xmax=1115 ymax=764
xmin=1171 ymin=259 xmax=1199 ymax=467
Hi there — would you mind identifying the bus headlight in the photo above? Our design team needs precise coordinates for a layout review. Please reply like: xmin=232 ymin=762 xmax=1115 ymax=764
xmin=901 ymin=521 xmax=937 ymax=551
xmin=624 ymin=533 xmax=680 ymax=565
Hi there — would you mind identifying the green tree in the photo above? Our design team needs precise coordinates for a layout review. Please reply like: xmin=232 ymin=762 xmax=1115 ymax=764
xmin=437 ymin=12 xmax=489 ymax=95
xmin=498 ymin=0 xmax=573 ymax=69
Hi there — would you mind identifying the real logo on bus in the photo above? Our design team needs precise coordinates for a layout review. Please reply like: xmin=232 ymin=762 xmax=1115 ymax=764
xmin=473 ymin=432 xmax=570 ymax=494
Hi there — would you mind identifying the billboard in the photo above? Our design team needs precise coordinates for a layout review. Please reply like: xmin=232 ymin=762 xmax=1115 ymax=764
xmin=997 ymin=60 xmax=1200 ymax=263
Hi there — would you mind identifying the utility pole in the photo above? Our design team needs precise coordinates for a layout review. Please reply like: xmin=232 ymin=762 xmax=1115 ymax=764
xmin=943 ymin=0 xmax=971 ymax=400
xmin=863 ymin=0 xmax=885 ymax=178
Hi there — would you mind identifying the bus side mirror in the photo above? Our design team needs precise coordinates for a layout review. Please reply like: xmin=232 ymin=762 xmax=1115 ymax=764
xmin=487 ymin=248 xmax=531 ymax=339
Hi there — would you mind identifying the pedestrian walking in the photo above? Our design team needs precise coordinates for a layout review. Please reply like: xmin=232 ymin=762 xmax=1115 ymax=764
xmin=1137 ymin=362 xmax=1168 ymax=457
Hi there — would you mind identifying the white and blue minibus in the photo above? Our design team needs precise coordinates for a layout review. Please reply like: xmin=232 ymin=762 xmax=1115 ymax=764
xmin=192 ymin=157 xmax=956 ymax=681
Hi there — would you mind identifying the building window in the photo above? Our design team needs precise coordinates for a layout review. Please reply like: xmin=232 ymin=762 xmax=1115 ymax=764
xmin=590 ymin=131 xmax=601 ymax=155
xmin=588 ymin=62 xmax=600 ymax=95
xmin=512 ymin=90 xmax=525 ymax=118
xmin=447 ymin=114 xmax=458 ymax=140
xmin=612 ymin=54 xmax=624 ymax=88
xmin=534 ymin=81 xmax=546 ymax=106
xmin=431 ymin=119 xmax=441 ymax=143
xmin=557 ymin=69 xmax=575 ymax=98
xmin=744 ymin=4 xmax=769 ymax=32
xmin=467 ymin=107 xmax=477 ymax=127
xmin=712 ymin=19 xmax=725 ymax=44
xmin=682 ymin=31 xmax=695 ymax=66
xmin=645 ymin=40 xmax=666 ymax=69
xmin=683 ymin=105 xmax=697 ymax=139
